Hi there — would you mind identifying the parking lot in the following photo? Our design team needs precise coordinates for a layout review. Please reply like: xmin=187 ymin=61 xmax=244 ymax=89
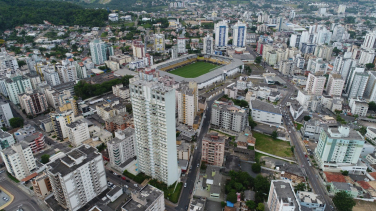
xmin=0 ymin=189 xmax=11 ymax=208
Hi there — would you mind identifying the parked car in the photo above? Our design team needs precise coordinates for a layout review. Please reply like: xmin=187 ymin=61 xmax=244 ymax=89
xmin=121 ymin=176 xmax=126 ymax=180
xmin=184 ymin=183 xmax=187 ymax=188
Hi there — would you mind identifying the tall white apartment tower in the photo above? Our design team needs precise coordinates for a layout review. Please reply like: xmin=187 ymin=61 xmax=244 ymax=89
xmin=46 ymin=145 xmax=107 ymax=211
xmin=365 ymin=71 xmax=376 ymax=102
xmin=345 ymin=67 xmax=369 ymax=99
xmin=203 ymin=34 xmax=214 ymax=54
xmin=215 ymin=20 xmax=229 ymax=48
xmin=1 ymin=142 xmax=37 ymax=181
xmin=326 ymin=73 xmax=345 ymax=96
xmin=267 ymin=180 xmax=301 ymax=211
xmin=338 ymin=5 xmax=346 ymax=13
xmin=233 ymin=21 xmax=247 ymax=47
xmin=361 ymin=31 xmax=376 ymax=50
xmin=89 ymin=39 xmax=107 ymax=65
xmin=130 ymin=78 xmax=179 ymax=186
xmin=305 ymin=73 xmax=327 ymax=95
xmin=177 ymin=81 xmax=198 ymax=127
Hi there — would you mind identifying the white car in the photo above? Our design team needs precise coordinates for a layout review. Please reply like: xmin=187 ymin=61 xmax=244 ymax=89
xmin=184 ymin=183 xmax=187 ymax=188
xmin=113 ymin=172 xmax=118 ymax=176
xmin=134 ymin=184 xmax=138 ymax=187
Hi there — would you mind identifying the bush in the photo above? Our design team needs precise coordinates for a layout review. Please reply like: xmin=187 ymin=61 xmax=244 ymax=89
xmin=41 ymin=154 xmax=50 ymax=164
xmin=252 ymin=163 xmax=261 ymax=173
xmin=123 ymin=170 xmax=150 ymax=184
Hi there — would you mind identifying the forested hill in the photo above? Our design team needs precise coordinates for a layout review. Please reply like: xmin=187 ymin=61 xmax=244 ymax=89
xmin=0 ymin=0 xmax=108 ymax=31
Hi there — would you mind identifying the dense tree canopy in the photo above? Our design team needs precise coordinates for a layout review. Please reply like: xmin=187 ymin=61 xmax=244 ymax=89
xmin=74 ymin=75 xmax=133 ymax=100
xmin=0 ymin=0 xmax=108 ymax=31
xmin=41 ymin=154 xmax=50 ymax=164
xmin=9 ymin=117 xmax=24 ymax=128
xmin=333 ymin=191 xmax=355 ymax=211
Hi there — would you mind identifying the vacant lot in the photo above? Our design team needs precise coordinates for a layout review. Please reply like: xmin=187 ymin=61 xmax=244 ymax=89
xmin=353 ymin=200 xmax=376 ymax=211
xmin=254 ymin=132 xmax=293 ymax=158
xmin=169 ymin=61 xmax=219 ymax=78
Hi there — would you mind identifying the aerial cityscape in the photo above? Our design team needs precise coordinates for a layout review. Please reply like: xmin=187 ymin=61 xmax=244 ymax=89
xmin=0 ymin=0 xmax=376 ymax=211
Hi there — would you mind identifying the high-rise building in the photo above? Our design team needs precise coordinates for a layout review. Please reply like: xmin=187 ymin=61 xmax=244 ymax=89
xmin=18 ymin=90 xmax=48 ymax=116
xmin=177 ymin=81 xmax=198 ymax=127
xmin=233 ymin=21 xmax=247 ymax=47
xmin=130 ymin=78 xmax=178 ymax=186
xmin=365 ymin=71 xmax=376 ymax=102
xmin=345 ymin=67 xmax=369 ymax=99
xmin=0 ymin=101 xmax=13 ymax=127
xmin=361 ymin=31 xmax=376 ymax=50
xmin=211 ymin=101 xmax=248 ymax=132
xmin=317 ymin=27 xmax=332 ymax=45
xmin=132 ymin=40 xmax=146 ymax=59
xmin=203 ymin=35 xmax=214 ymax=54
xmin=305 ymin=73 xmax=326 ymax=95
xmin=326 ymin=73 xmax=345 ymax=96
xmin=89 ymin=39 xmax=108 ymax=65
xmin=46 ymin=145 xmax=107 ymax=211
xmin=0 ymin=129 xmax=15 ymax=150
xmin=332 ymin=25 xmax=349 ymax=42
xmin=43 ymin=67 xmax=61 ymax=86
xmin=349 ymin=98 xmax=369 ymax=117
xmin=154 ymin=34 xmax=165 ymax=52
xmin=0 ymin=48 xmax=19 ymax=70
xmin=214 ymin=20 xmax=229 ymax=48
xmin=107 ymin=128 xmax=136 ymax=171
xmin=279 ymin=60 xmax=295 ymax=76
xmin=315 ymin=126 xmax=365 ymax=169
xmin=121 ymin=185 xmax=165 ymax=211
xmin=267 ymin=180 xmax=301 ymax=211
xmin=177 ymin=31 xmax=187 ymax=54
xmin=5 ymin=76 xmax=33 ymax=104
xmin=359 ymin=49 xmax=375 ymax=65
xmin=337 ymin=4 xmax=346 ymax=14
xmin=202 ymin=132 xmax=225 ymax=166
xmin=1 ymin=142 xmax=37 ymax=180
xmin=66 ymin=119 xmax=90 ymax=147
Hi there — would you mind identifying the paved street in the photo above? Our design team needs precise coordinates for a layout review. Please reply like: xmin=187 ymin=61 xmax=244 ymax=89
xmin=261 ymin=57 xmax=334 ymax=211
xmin=175 ymin=93 xmax=224 ymax=211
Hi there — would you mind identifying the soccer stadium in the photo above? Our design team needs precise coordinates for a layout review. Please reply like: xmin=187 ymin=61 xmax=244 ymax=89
xmin=154 ymin=54 xmax=244 ymax=89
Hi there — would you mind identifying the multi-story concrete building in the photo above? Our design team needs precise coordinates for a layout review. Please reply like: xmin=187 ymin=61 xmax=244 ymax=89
xmin=296 ymin=191 xmax=326 ymax=211
xmin=90 ymin=39 xmax=108 ymax=65
xmin=345 ymin=68 xmax=369 ymax=99
xmin=305 ymin=73 xmax=326 ymax=95
xmin=337 ymin=5 xmax=346 ymax=13
xmin=359 ymin=49 xmax=375 ymax=65
xmin=112 ymin=84 xmax=130 ymax=99
xmin=177 ymin=81 xmax=198 ymax=127
xmin=177 ymin=33 xmax=187 ymax=54
xmin=332 ymin=25 xmax=349 ymax=42
xmin=18 ymin=90 xmax=48 ymax=116
xmin=0 ymin=48 xmax=19 ymax=70
xmin=364 ymin=71 xmax=376 ymax=102
xmin=211 ymin=101 xmax=248 ymax=132
xmin=349 ymin=98 xmax=369 ymax=116
xmin=306 ymin=58 xmax=328 ymax=74
xmin=50 ymin=110 xmax=74 ymax=140
xmin=366 ymin=127 xmax=376 ymax=144
xmin=24 ymin=132 xmax=45 ymax=153
xmin=130 ymin=78 xmax=179 ymax=186
xmin=1 ymin=142 xmax=37 ymax=181
xmin=314 ymin=45 xmax=333 ymax=61
xmin=279 ymin=60 xmax=295 ymax=76
xmin=267 ymin=180 xmax=301 ymax=211
xmin=32 ymin=172 xmax=52 ymax=199
xmin=233 ymin=20 xmax=247 ymax=47
xmin=46 ymin=145 xmax=107 ymax=211
xmin=107 ymin=128 xmax=136 ymax=171
xmin=121 ymin=185 xmax=165 ymax=211
xmin=154 ymin=34 xmax=165 ymax=52
xmin=326 ymin=73 xmax=345 ymax=96
xmin=215 ymin=20 xmax=229 ymax=49
xmin=66 ymin=119 xmax=90 ymax=147
xmin=250 ymin=99 xmax=283 ymax=125
xmin=132 ymin=40 xmax=146 ymax=59
xmin=203 ymin=34 xmax=214 ymax=54
xmin=361 ymin=31 xmax=376 ymax=50
xmin=315 ymin=126 xmax=365 ymax=169
xmin=43 ymin=67 xmax=61 ymax=86
xmin=202 ymin=132 xmax=225 ymax=166
xmin=5 ymin=76 xmax=33 ymax=104
xmin=0 ymin=129 xmax=15 ymax=150
xmin=0 ymin=101 xmax=13 ymax=127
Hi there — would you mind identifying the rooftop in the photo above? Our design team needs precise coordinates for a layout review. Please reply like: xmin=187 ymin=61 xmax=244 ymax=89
xmin=46 ymin=145 xmax=101 ymax=177
xmin=272 ymin=180 xmax=300 ymax=211
xmin=296 ymin=191 xmax=324 ymax=205
xmin=250 ymin=99 xmax=281 ymax=115
xmin=324 ymin=172 xmax=346 ymax=183
xmin=121 ymin=185 xmax=163 ymax=211
xmin=203 ymin=132 xmax=226 ymax=143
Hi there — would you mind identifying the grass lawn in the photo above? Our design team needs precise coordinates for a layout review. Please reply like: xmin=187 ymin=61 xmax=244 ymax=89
xmin=169 ymin=62 xmax=219 ymax=78
xmin=124 ymin=22 xmax=134 ymax=27
xmin=254 ymin=132 xmax=294 ymax=158
xmin=149 ymin=179 xmax=183 ymax=203
xmin=7 ymin=172 xmax=19 ymax=183
xmin=296 ymin=123 xmax=303 ymax=130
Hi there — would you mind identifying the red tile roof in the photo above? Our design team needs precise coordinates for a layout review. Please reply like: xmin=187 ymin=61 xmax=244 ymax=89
xmin=358 ymin=181 xmax=372 ymax=190
xmin=369 ymin=172 xmax=376 ymax=179
xmin=21 ymin=172 xmax=38 ymax=182
xmin=324 ymin=172 xmax=346 ymax=183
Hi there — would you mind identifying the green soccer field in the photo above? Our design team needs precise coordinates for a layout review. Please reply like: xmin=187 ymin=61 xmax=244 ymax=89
xmin=168 ymin=62 xmax=220 ymax=78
